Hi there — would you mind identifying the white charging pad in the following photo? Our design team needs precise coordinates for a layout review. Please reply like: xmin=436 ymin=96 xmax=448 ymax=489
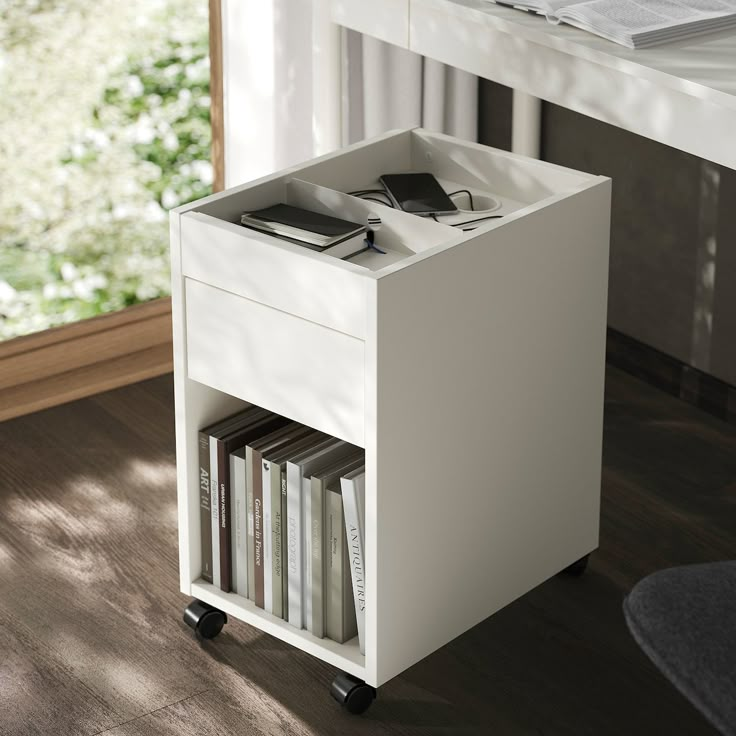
xmin=450 ymin=191 xmax=501 ymax=214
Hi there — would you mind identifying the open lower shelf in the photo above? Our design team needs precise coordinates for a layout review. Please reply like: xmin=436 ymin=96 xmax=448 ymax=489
xmin=190 ymin=580 xmax=366 ymax=679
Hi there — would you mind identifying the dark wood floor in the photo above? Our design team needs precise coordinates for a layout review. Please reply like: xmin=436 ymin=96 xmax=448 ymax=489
xmin=1 ymin=367 xmax=734 ymax=736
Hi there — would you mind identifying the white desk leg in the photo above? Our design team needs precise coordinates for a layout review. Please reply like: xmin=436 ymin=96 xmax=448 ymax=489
xmin=511 ymin=90 xmax=542 ymax=159
xmin=312 ymin=0 xmax=343 ymax=156
xmin=221 ymin=0 xmax=278 ymax=187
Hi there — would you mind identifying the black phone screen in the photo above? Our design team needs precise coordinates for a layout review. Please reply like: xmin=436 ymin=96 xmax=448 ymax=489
xmin=380 ymin=173 xmax=458 ymax=215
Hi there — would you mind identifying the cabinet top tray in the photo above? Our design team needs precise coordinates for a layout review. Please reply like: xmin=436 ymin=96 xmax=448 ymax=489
xmin=174 ymin=128 xmax=609 ymax=339
xmin=175 ymin=128 xmax=606 ymax=281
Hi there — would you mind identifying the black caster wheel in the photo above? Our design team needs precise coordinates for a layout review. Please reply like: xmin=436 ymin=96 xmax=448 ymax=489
xmin=183 ymin=599 xmax=227 ymax=639
xmin=330 ymin=672 xmax=376 ymax=715
xmin=558 ymin=554 xmax=590 ymax=577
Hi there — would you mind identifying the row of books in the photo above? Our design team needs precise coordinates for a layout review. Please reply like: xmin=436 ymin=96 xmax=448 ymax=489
xmin=198 ymin=405 xmax=366 ymax=652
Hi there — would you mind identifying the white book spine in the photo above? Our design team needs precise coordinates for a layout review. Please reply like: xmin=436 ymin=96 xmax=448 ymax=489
xmin=272 ymin=463 xmax=284 ymax=619
xmin=210 ymin=439 xmax=220 ymax=588
xmin=303 ymin=475 xmax=312 ymax=632
xmin=341 ymin=473 xmax=366 ymax=654
xmin=286 ymin=461 xmax=303 ymax=629
xmin=262 ymin=459 xmax=272 ymax=614
xmin=231 ymin=453 xmax=248 ymax=596
xmin=310 ymin=477 xmax=324 ymax=638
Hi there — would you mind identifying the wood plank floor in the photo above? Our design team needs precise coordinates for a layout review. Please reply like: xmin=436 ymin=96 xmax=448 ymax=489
xmin=0 ymin=367 xmax=734 ymax=736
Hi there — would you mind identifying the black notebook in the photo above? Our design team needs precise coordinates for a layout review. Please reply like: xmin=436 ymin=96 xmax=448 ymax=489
xmin=240 ymin=204 xmax=366 ymax=251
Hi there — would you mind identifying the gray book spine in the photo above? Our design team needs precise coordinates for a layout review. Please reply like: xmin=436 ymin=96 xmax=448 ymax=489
xmin=326 ymin=489 xmax=341 ymax=642
xmin=198 ymin=432 xmax=212 ymax=582
xmin=286 ymin=461 xmax=304 ymax=629
xmin=310 ymin=476 xmax=324 ymax=638
xmin=270 ymin=460 xmax=283 ymax=619
xmin=303 ymin=474 xmax=312 ymax=632
xmin=326 ymin=489 xmax=357 ymax=643
xmin=246 ymin=447 xmax=256 ymax=602
xmin=210 ymin=438 xmax=220 ymax=588
xmin=341 ymin=527 xmax=357 ymax=642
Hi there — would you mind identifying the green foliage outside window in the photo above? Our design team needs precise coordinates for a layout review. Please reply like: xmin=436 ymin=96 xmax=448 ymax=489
xmin=0 ymin=0 xmax=211 ymax=340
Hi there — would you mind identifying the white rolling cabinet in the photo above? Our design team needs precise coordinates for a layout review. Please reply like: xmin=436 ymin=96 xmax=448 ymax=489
xmin=170 ymin=128 xmax=611 ymax=708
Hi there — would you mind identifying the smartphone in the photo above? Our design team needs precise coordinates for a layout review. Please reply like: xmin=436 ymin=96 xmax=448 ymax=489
xmin=379 ymin=173 xmax=458 ymax=216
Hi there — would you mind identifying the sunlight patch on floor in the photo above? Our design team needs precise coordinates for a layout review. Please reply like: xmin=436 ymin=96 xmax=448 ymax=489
xmin=124 ymin=457 xmax=177 ymax=489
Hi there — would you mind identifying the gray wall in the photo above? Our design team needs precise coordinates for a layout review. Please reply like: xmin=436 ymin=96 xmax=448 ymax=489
xmin=478 ymin=80 xmax=736 ymax=387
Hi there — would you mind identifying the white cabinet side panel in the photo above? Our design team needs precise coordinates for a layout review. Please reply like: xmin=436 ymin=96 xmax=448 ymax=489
xmin=371 ymin=180 xmax=611 ymax=685
xmin=171 ymin=215 xmax=248 ymax=592
xmin=171 ymin=212 xmax=194 ymax=593
xmin=185 ymin=280 xmax=365 ymax=446
xmin=363 ymin=278 xmax=380 ymax=685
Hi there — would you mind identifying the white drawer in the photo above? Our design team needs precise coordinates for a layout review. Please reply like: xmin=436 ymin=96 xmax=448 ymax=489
xmin=180 ymin=212 xmax=368 ymax=339
xmin=185 ymin=279 xmax=365 ymax=446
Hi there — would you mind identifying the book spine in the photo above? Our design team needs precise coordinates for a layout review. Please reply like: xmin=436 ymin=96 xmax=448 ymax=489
xmin=229 ymin=454 xmax=238 ymax=594
xmin=270 ymin=461 xmax=284 ymax=619
xmin=209 ymin=438 xmax=220 ymax=588
xmin=286 ymin=462 xmax=302 ymax=629
xmin=232 ymin=453 xmax=248 ymax=596
xmin=246 ymin=448 xmax=256 ymax=602
xmin=262 ymin=459 xmax=272 ymax=614
xmin=341 ymin=477 xmax=365 ymax=654
xmin=326 ymin=489 xmax=341 ymax=642
xmin=281 ymin=469 xmax=289 ymax=619
xmin=253 ymin=450 xmax=264 ymax=609
xmin=217 ymin=440 xmax=231 ymax=592
xmin=310 ymin=477 xmax=324 ymax=638
xmin=303 ymin=475 xmax=312 ymax=632
xmin=198 ymin=432 xmax=212 ymax=583
xmin=342 ymin=527 xmax=357 ymax=643
xmin=326 ymin=489 xmax=357 ymax=644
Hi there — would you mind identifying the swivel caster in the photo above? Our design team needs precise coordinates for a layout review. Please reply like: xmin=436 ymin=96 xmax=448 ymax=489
xmin=558 ymin=554 xmax=590 ymax=577
xmin=330 ymin=672 xmax=376 ymax=715
xmin=183 ymin=599 xmax=227 ymax=639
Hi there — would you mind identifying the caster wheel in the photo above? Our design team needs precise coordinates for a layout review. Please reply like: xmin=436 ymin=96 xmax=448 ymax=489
xmin=559 ymin=554 xmax=590 ymax=577
xmin=330 ymin=672 xmax=376 ymax=715
xmin=183 ymin=599 xmax=227 ymax=639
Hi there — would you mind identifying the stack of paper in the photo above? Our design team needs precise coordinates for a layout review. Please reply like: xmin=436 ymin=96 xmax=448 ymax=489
xmin=493 ymin=0 xmax=736 ymax=48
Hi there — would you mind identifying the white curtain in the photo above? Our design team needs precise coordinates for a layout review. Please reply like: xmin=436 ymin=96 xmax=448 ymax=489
xmin=341 ymin=30 xmax=477 ymax=146
xmin=222 ymin=0 xmax=478 ymax=187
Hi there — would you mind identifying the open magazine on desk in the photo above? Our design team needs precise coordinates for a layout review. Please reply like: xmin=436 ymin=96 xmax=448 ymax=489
xmin=493 ymin=0 xmax=736 ymax=48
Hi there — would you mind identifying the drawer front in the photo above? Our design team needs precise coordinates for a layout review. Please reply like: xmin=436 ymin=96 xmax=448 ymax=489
xmin=181 ymin=212 xmax=368 ymax=340
xmin=185 ymin=279 xmax=364 ymax=446
xmin=331 ymin=0 xmax=409 ymax=48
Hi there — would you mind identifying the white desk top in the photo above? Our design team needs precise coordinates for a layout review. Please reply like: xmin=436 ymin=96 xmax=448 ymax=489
xmin=333 ymin=0 xmax=736 ymax=167
xmin=441 ymin=0 xmax=736 ymax=108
